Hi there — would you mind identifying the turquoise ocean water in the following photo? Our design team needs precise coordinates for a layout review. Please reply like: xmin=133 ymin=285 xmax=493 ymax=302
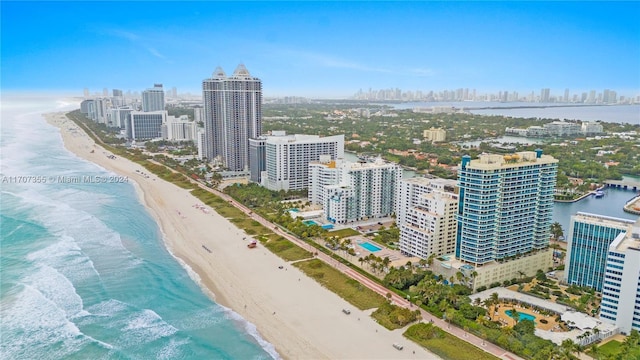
xmin=0 ymin=95 xmax=278 ymax=359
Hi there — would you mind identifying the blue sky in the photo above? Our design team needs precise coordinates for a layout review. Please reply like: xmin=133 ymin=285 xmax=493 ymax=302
xmin=2 ymin=1 xmax=639 ymax=98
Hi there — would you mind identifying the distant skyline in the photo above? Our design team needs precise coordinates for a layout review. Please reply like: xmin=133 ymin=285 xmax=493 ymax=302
xmin=2 ymin=1 xmax=639 ymax=98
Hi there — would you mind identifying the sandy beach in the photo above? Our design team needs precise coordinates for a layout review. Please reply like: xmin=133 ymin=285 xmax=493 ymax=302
xmin=45 ymin=112 xmax=439 ymax=359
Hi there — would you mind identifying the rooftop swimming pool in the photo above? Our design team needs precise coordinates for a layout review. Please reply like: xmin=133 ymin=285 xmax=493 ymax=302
xmin=359 ymin=242 xmax=382 ymax=252
xmin=506 ymin=310 xmax=536 ymax=323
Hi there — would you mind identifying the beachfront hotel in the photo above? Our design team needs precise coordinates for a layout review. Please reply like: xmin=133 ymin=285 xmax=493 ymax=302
xmin=397 ymin=177 xmax=459 ymax=259
xmin=162 ymin=115 xmax=198 ymax=142
xmin=599 ymin=217 xmax=640 ymax=334
xmin=440 ymin=150 xmax=557 ymax=290
xmin=249 ymin=131 xmax=344 ymax=190
xmin=127 ymin=111 xmax=167 ymax=141
xmin=308 ymin=157 xmax=401 ymax=224
xmin=202 ymin=64 xmax=262 ymax=170
xmin=142 ymin=84 xmax=165 ymax=112
xmin=110 ymin=107 xmax=133 ymax=129
xmin=565 ymin=213 xmax=637 ymax=292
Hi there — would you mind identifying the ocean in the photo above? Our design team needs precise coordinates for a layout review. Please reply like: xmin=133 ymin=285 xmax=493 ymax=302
xmin=0 ymin=95 xmax=278 ymax=359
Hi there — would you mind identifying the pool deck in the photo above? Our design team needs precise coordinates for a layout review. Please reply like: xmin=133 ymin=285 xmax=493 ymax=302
xmin=491 ymin=304 xmax=560 ymax=331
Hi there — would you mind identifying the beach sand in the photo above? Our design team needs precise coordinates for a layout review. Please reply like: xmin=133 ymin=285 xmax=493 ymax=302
xmin=46 ymin=112 xmax=439 ymax=359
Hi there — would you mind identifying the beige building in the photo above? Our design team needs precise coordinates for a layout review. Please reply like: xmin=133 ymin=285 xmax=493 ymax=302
xmin=434 ymin=249 xmax=554 ymax=291
xmin=423 ymin=128 xmax=446 ymax=142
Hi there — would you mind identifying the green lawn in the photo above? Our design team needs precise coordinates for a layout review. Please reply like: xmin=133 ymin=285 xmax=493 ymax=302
xmin=264 ymin=236 xmax=313 ymax=262
xmin=325 ymin=228 xmax=360 ymax=239
xmin=404 ymin=323 xmax=500 ymax=360
xmin=294 ymin=259 xmax=385 ymax=310
xmin=594 ymin=340 xmax=640 ymax=359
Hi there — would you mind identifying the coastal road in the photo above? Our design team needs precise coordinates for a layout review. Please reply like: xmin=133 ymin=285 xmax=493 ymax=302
xmin=199 ymin=184 xmax=523 ymax=360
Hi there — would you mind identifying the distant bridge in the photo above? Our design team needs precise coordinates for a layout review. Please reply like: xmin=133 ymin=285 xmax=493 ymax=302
xmin=604 ymin=180 xmax=640 ymax=191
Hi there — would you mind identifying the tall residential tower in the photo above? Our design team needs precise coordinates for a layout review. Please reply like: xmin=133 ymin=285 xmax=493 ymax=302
xmin=202 ymin=65 xmax=262 ymax=171
xmin=142 ymin=84 xmax=165 ymax=112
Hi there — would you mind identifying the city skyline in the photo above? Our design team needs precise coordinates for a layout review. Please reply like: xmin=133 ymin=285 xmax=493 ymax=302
xmin=2 ymin=2 xmax=639 ymax=98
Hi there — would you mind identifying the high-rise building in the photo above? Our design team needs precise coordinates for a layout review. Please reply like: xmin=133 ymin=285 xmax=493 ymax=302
xmin=599 ymin=218 xmax=640 ymax=334
xmin=162 ymin=115 xmax=198 ymax=141
xmin=193 ymin=105 xmax=204 ymax=123
xmin=565 ymin=213 xmax=636 ymax=291
xmin=202 ymin=65 xmax=262 ymax=170
xmin=251 ymin=131 xmax=344 ymax=191
xmin=309 ymin=158 xmax=401 ymax=224
xmin=142 ymin=84 xmax=165 ymax=112
xmin=457 ymin=150 xmax=558 ymax=265
xmin=540 ymin=88 xmax=551 ymax=102
xmin=397 ymin=178 xmax=459 ymax=259
xmin=110 ymin=107 xmax=133 ymax=129
xmin=127 ymin=111 xmax=166 ymax=141
xmin=112 ymin=89 xmax=125 ymax=108
xmin=92 ymin=98 xmax=109 ymax=124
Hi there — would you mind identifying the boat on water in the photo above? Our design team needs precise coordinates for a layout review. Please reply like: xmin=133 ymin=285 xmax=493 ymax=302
xmin=594 ymin=190 xmax=605 ymax=198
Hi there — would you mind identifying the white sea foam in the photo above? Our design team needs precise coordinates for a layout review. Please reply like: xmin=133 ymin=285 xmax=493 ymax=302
xmin=0 ymin=285 xmax=91 ymax=359
xmin=163 ymin=237 xmax=281 ymax=359
xmin=22 ymin=264 xmax=86 ymax=318
xmin=224 ymin=307 xmax=282 ymax=360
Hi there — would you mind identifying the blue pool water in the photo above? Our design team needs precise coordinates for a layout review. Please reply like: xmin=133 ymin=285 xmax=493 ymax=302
xmin=359 ymin=242 xmax=382 ymax=252
xmin=506 ymin=310 xmax=536 ymax=323
xmin=303 ymin=220 xmax=318 ymax=226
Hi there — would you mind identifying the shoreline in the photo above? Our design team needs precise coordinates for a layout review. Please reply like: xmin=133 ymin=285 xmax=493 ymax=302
xmin=45 ymin=111 xmax=438 ymax=359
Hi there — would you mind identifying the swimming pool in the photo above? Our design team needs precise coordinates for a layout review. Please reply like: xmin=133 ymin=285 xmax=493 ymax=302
xmin=359 ymin=242 xmax=382 ymax=252
xmin=505 ymin=310 xmax=536 ymax=323
xmin=303 ymin=220 xmax=318 ymax=226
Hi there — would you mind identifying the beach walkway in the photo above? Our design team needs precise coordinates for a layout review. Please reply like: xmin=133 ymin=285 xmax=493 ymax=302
xmin=206 ymin=185 xmax=523 ymax=360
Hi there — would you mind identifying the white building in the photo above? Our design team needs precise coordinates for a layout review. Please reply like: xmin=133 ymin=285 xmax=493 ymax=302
xmin=543 ymin=121 xmax=581 ymax=137
xmin=255 ymin=132 xmax=344 ymax=191
xmin=599 ymin=218 xmax=640 ymax=334
xmin=196 ymin=130 xmax=206 ymax=160
xmin=309 ymin=158 xmax=401 ymax=224
xmin=110 ymin=107 xmax=133 ymax=129
xmin=193 ymin=105 xmax=204 ymax=123
xmin=91 ymin=98 xmax=109 ymax=124
xmin=397 ymin=178 xmax=459 ymax=258
xmin=423 ymin=128 xmax=446 ymax=142
xmin=581 ymin=121 xmax=603 ymax=135
xmin=162 ymin=115 xmax=198 ymax=141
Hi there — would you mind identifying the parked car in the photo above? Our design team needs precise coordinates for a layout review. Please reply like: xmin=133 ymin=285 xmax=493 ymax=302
xmin=342 ymin=309 xmax=351 ymax=315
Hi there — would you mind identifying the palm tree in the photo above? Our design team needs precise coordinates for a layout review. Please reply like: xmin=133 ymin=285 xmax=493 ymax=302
xmin=588 ymin=343 xmax=599 ymax=360
xmin=490 ymin=292 xmax=500 ymax=307
xmin=550 ymin=221 xmax=564 ymax=241
xmin=511 ymin=310 xmax=520 ymax=326
xmin=560 ymin=339 xmax=579 ymax=360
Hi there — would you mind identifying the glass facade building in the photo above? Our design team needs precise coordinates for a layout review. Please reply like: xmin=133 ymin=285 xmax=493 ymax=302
xmin=565 ymin=213 xmax=635 ymax=291
xmin=456 ymin=150 xmax=558 ymax=265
